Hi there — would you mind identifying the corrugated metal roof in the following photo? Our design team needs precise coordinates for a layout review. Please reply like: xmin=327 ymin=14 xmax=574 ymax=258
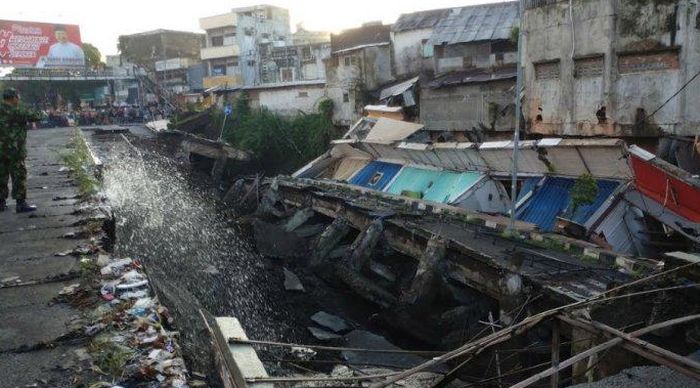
xmin=348 ymin=161 xmax=402 ymax=190
xmin=331 ymin=24 xmax=391 ymax=53
xmin=379 ymin=76 xmax=419 ymax=101
xmin=428 ymin=66 xmax=516 ymax=88
xmin=428 ymin=1 xmax=519 ymax=46
xmin=392 ymin=8 xmax=452 ymax=33
xmin=385 ymin=167 xmax=482 ymax=203
xmin=517 ymin=178 xmax=620 ymax=232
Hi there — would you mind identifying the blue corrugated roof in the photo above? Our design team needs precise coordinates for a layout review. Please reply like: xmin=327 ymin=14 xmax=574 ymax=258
xmin=517 ymin=177 xmax=619 ymax=232
xmin=348 ymin=161 xmax=402 ymax=190
xmin=385 ymin=167 xmax=482 ymax=203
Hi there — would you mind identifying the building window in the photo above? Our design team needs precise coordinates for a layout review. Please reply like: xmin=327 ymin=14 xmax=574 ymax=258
xmin=212 ymin=65 xmax=226 ymax=76
xmin=211 ymin=36 xmax=224 ymax=47
xmin=261 ymin=33 xmax=270 ymax=39
xmin=223 ymin=33 xmax=237 ymax=46
xmin=574 ymin=55 xmax=604 ymax=78
xmin=618 ymin=50 xmax=680 ymax=74
xmin=534 ymin=60 xmax=561 ymax=80
xmin=421 ymin=39 xmax=434 ymax=58
xmin=343 ymin=92 xmax=350 ymax=103
xmin=247 ymin=60 xmax=256 ymax=66
xmin=344 ymin=55 xmax=359 ymax=67
xmin=301 ymin=47 xmax=313 ymax=61
xmin=280 ymin=67 xmax=295 ymax=82
xmin=298 ymin=91 xmax=309 ymax=98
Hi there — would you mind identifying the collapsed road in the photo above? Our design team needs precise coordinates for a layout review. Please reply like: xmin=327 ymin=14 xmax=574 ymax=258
xmin=83 ymin=126 xmax=445 ymax=386
xmin=77 ymin=123 xmax=700 ymax=387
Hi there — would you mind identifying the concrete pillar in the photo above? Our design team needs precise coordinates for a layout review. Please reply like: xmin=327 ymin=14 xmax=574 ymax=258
xmin=310 ymin=217 xmax=351 ymax=268
xmin=346 ymin=218 xmax=384 ymax=272
xmin=211 ymin=158 xmax=226 ymax=181
xmin=400 ymin=234 xmax=446 ymax=307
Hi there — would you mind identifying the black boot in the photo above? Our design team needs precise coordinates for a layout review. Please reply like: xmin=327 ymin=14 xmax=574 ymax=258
xmin=0 ymin=200 xmax=6 ymax=212
xmin=16 ymin=200 xmax=37 ymax=213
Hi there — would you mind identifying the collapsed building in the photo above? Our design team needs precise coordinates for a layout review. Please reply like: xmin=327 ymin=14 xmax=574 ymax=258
xmin=215 ymin=105 xmax=700 ymax=384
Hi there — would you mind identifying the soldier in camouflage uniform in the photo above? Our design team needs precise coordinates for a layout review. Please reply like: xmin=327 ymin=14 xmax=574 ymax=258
xmin=0 ymin=88 xmax=42 ymax=212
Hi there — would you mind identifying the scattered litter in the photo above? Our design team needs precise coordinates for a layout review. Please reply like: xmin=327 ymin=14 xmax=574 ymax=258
xmin=59 ymin=283 xmax=81 ymax=296
xmin=76 ymin=255 xmax=190 ymax=385
xmin=291 ymin=346 xmax=317 ymax=361
xmin=100 ymin=258 xmax=133 ymax=276
xmin=310 ymin=311 xmax=350 ymax=333
xmin=284 ymin=268 xmax=305 ymax=292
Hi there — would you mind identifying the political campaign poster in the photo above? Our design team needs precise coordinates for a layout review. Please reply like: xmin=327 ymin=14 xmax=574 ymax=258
xmin=0 ymin=20 xmax=85 ymax=69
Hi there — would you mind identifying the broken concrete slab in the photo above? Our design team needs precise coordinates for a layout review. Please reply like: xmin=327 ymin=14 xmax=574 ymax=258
xmin=342 ymin=330 xmax=428 ymax=370
xmin=307 ymin=327 xmax=342 ymax=341
xmin=310 ymin=311 xmax=350 ymax=333
xmin=215 ymin=317 xmax=273 ymax=388
xmin=283 ymin=268 xmax=305 ymax=292
xmin=252 ymin=219 xmax=308 ymax=259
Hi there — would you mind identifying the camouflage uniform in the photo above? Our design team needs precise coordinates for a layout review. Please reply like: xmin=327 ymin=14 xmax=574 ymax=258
xmin=0 ymin=102 xmax=42 ymax=201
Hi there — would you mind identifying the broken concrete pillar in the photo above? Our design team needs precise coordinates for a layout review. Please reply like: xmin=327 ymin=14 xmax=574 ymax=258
xmin=346 ymin=218 xmax=384 ymax=272
xmin=284 ymin=208 xmax=316 ymax=232
xmin=400 ymin=234 xmax=446 ymax=307
xmin=223 ymin=179 xmax=246 ymax=205
xmin=210 ymin=154 xmax=228 ymax=182
xmin=335 ymin=264 xmax=397 ymax=308
xmin=310 ymin=217 xmax=351 ymax=268
xmin=255 ymin=178 xmax=286 ymax=218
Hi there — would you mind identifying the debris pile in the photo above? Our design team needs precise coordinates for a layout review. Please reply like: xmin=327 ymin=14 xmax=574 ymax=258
xmin=59 ymin=254 xmax=192 ymax=387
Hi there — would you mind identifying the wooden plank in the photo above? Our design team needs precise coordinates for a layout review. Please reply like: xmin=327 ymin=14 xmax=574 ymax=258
xmin=559 ymin=315 xmax=700 ymax=381
xmin=551 ymin=320 xmax=560 ymax=388
xmin=509 ymin=314 xmax=700 ymax=388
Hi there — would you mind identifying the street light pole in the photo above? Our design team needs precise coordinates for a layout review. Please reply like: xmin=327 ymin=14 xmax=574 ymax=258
xmin=508 ymin=0 xmax=524 ymax=234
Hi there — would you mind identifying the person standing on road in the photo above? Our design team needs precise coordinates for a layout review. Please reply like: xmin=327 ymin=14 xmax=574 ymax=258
xmin=0 ymin=88 xmax=42 ymax=212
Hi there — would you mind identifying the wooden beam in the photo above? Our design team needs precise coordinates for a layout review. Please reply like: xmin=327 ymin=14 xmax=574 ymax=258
xmin=551 ymin=320 xmax=560 ymax=388
xmin=509 ymin=314 xmax=700 ymax=388
xmin=559 ymin=315 xmax=700 ymax=381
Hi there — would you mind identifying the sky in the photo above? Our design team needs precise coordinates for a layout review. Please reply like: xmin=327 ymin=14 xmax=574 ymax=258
xmin=2 ymin=0 xmax=504 ymax=57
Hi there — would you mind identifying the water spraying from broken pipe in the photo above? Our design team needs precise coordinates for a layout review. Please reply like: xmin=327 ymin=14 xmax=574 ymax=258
xmin=100 ymin=140 xmax=298 ymax=372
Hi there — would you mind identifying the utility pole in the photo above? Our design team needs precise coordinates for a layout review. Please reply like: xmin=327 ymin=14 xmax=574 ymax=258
xmin=509 ymin=0 xmax=524 ymax=235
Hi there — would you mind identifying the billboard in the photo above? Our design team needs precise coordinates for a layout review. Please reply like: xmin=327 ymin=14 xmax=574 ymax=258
xmin=0 ymin=20 xmax=85 ymax=68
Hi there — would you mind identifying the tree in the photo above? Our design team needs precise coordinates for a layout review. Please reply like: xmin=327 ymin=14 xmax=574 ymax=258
xmin=82 ymin=43 xmax=103 ymax=70
xmin=570 ymin=173 xmax=598 ymax=216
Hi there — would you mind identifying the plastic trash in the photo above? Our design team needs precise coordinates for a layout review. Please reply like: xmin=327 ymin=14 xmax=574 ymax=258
xmin=116 ymin=279 xmax=149 ymax=291
xmin=100 ymin=258 xmax=133 ymax=276
xmin=100 ymin=282 xmax=117 ymax=301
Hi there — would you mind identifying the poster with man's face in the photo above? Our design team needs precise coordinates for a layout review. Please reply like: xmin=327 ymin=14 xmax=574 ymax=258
xmin=0 ymin=20 xmax=85 ymax=69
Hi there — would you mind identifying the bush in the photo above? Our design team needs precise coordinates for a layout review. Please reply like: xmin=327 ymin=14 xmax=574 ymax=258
xmin=220 ymin=95 xmax=334 ymax=174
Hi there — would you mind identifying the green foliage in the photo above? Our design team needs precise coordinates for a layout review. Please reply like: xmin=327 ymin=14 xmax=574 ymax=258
xmin=81 ymin=43 xmax=103 ymax=69
xmin=62 ymin=130 xmax=99 ymax=197
xmin=219 ymin=95 xmax=334 ymax=174
xmin=510 ymin=26 xmax=520 ymax=44
xmin=570 ymin=173 xmax=598 ymax=215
